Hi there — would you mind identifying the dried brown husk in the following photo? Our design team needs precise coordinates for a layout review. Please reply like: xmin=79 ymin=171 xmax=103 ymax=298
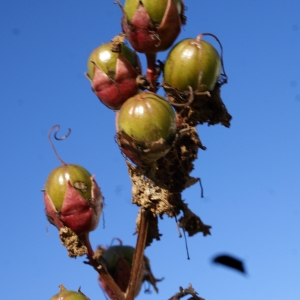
xmin=178 ymin=202 xmax=211 ymax=237
xmin=153 ymin=125 xmax=206 ymax=192
xmin=59 ymin=226 xmax=88 ymax=257
xmin=116 ymin=130 xmax=173 ymax=167
xmin=163 ymin=81 xmax=232 ymax=127
xmin=129 ymin=161 xmax=211 ymax=245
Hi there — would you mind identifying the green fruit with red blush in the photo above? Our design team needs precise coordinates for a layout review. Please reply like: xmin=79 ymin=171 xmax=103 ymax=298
xmin=43 ymin=125 xmax=103 ymax=235
xmin=45 ymin=164 xmax=92 ymax=211
xmin=86 ymin=41 xmax=141 ymax=109
xmin=87 ymin=42 xmax=139 ymax=81
xmin=124 ymin=0 xmax=182 ymax=24
xmin=121 ymin=0 xmax=183 ymax=54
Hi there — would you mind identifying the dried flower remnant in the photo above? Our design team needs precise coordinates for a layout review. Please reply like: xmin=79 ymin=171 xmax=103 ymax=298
xmin=59 ymin=227 xmax=88 ymax=258
xmin=128 ymin=162 xmax=211 ymax=245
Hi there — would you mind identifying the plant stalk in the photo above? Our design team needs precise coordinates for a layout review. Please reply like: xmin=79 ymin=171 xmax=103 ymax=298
xmin=145 ymin=53 xmax=158 ymax=92
xmin=82 ymin=234 xmax=126 ymax=300
xmin=125 ymin=209 xmax=149 ymax=299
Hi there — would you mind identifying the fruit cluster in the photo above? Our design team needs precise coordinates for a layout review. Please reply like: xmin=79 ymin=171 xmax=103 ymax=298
xmin=45 ymin=1 xmax=231 ymax=299
xmin=85 ymin=0 xmax=231 ymax=243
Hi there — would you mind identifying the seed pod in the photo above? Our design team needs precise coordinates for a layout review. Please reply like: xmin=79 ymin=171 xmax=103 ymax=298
xmin=164 ymin=34 xmax=221 ymax=92
xmin=43 ymin=125 xmax=103 ymax=236
xmin=118 ymin=92 xmax=176 ymax=146
xmin=44 ymin=164 xmax=103 ymax=235
xmin=116 ymin=92 xmax=177 ymax=166
xmin=86 ymin=41 xmax=141 ymax=109
xmin=121 ymin=0 xmax=184 ymax=53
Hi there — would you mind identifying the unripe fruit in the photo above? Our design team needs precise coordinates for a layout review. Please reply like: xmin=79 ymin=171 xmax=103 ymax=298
xmin=44 ymin=163 xmax=103 ymax=235
xmin=50 ymin=285 xmax=88 ymax=300
xmin=87 ymin=43 xmax=139 ymax=81
xmin=118 ymin=92 xmax=176 ymax=147
xmin=124 ymin=0 xmax=182 ymax=25
xmin=121 ymin=0 xmax=183 ymax=53
xmin=44 ymin=125 xmax=103 ymax=246
xmin=45 ymin=164 xmax=91 ymax=211
xmin=164 ymin=35 xmax=221 ymax=92
xmin=87 ymin=42 xmax=141 ymax=109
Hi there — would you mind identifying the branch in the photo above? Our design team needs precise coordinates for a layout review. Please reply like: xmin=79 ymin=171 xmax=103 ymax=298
xmin=125 ymin=209 xmax=149 ymax=299
xmin=86 ymin=255 xmax=126 ymax=300
xmin=145 ymin=53 xmax=158 ymax=92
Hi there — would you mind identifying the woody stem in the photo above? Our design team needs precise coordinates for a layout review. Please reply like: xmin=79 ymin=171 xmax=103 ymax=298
xmin=125 ymin=209 xmax=149 ymax=300
xmin=145 ymin=53 xmax=158 ymax=93
xmin=82 ymin=234 xmax=126 ymax=300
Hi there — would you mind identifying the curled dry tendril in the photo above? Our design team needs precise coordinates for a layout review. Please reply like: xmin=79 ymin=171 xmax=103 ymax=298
xmin=48 ymin=124 xmax=71 ymax=166
xmin=198 ymin=32 xmax=228 ymax=85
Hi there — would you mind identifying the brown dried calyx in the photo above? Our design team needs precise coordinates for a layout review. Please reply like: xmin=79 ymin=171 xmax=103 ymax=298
xmin=127 ymin=124 xmax=204 ymax=191
xmin=153 ymin=125 xmax=206 ymax=192
xmin=129 ymin=162 xmax=211 ymax=246
xmin=116 ymin=130 xmax=173 ymax=168
xmin=59 ymin=227 xmax=88 ymax=258
xmin=163 ymin=81 xmax=232 ymax=127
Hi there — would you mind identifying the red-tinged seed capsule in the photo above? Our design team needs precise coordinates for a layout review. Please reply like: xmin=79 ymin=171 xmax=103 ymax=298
xmin=86 ymin=42 xmax=141 ymax=109
xmin=43 ymin=125 xmax=103 ymax=235
xmin=124 ymin=0 xmax=182 ymax=25
xmin=121 ymin=0 xmax=184 ymax=53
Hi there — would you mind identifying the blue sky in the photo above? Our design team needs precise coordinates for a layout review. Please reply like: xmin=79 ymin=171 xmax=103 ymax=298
xmin=1 ymin=0 xmax=300 ymax=299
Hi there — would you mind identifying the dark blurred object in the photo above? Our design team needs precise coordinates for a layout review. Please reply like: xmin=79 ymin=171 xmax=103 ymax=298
xmin=212 ymin=254 xmax=246 ymax=274
xmin=168 ymin=284 xmax=205 ymax=300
